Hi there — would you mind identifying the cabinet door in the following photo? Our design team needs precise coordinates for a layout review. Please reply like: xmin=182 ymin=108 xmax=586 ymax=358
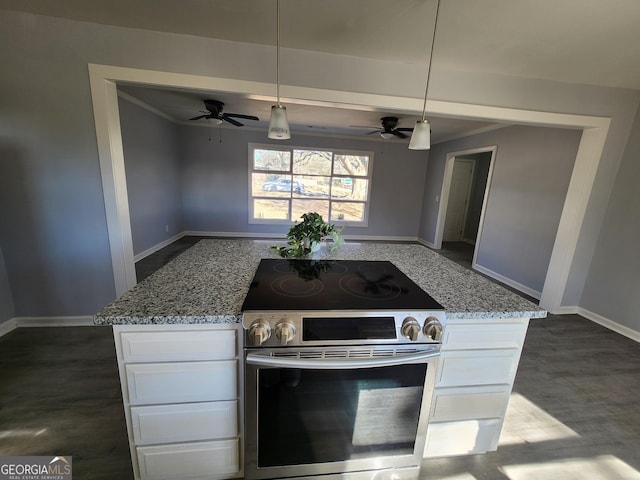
xmin=131 ymin=401 xmax=238 ymax=446
xmin=430 ymin=385 xmax=511 ymax=422
xmin=137 ymin=440 xmax=239 ymax=480
xmin=436 ymin=349 xmax=520 ymax=387
xmin=120 ymin=330 xmax=236 ymax=363
xmin=424 ymin=419 xmax=502 ymax=458
xmin=126 ymin=361 xmax=237 ymax=405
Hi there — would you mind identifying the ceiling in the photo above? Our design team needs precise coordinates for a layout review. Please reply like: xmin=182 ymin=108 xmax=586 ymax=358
xmin=117 ymin=84 xmax=502 ymax=143
xmin=3 ymin=0 xmax=639 ymax=140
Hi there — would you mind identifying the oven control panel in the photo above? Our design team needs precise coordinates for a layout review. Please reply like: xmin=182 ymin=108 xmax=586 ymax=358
xmin=242 ymin=311 xmax=446 ymax=347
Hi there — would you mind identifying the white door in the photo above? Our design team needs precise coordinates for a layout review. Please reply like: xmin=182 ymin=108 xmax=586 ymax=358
xmin=443 ymin=159 xmax=474 ymax=242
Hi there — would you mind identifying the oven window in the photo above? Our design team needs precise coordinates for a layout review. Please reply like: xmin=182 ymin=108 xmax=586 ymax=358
xmin=257 ymin=364 xmax=427 ymax=467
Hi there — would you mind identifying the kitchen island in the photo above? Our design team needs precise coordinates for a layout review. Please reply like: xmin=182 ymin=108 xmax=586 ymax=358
xmin=95 ymin=239 xmax=546 ymax=480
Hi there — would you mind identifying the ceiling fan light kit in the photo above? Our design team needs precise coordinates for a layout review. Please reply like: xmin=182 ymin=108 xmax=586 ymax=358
xmin=268 ymin=0 xmax=291 ymax=140
xmin=409 ymin=0 xmax=440 ymax=151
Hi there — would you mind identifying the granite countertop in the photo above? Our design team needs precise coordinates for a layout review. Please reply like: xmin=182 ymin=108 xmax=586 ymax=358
xmin=94 ymin=239 xmax=547 ymax=325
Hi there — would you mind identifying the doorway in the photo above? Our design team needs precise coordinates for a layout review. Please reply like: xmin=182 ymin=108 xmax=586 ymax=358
xmin=434 ymin=147 xmax=496 ymax=270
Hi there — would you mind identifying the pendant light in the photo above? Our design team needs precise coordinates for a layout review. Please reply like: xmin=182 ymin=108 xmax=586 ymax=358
xmin=268 ymin=0 xmax=291 ymax=140
xmin=409 ymin=0 xmax=441 ymax=150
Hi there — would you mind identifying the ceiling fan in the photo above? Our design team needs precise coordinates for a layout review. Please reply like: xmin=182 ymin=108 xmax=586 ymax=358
xmin=189 ymin=99 xmax=259 ymax=126
xmin=360 ymin=117 xmax=414 ymax=139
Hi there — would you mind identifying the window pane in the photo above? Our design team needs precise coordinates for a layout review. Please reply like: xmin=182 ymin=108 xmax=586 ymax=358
xmin=334 ymin=155 xmax=369 ymax=176
xmin=253 ymin=173 xmax=293 ymax=197
xmin=254 ymin=149 xmax=291 ymax=171
xmin=254 ymin=199 xmax=290 ymax=220
xmin=294 ymin=175 xmax=330 ymax=198
xmin=253 ymin=173 xmax=299 ymax=198
xmin=293 ymin=150 xmax=332 ymax=175
xmin=331 ymin=178 xmax=368 ymax=201
xmin=331 ymin=202 xmax=365 ymax=222
xmin=292 ymin=199 xmax=330 ymax=221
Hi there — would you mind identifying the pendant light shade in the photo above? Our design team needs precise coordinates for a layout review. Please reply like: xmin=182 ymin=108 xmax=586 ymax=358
xmin=268 ymin=105 xmax=290 ymax=139
xmin=409 ymin=0 xmax=440 ymax=151
xmin=408 ymin=120 xmax=431 ymax=150
xmin=268 ymin=0 xmax=290 ymax=140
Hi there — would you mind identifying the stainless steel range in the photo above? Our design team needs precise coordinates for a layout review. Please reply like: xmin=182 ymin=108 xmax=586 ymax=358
xmin=241 ymin=259 xmax=446 ymax=480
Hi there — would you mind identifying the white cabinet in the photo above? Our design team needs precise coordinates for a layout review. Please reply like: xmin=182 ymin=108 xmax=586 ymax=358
xmin=137 ymin=440 xmax=240 ymax=480
xmin=424 ymin=318 xmax=529 ymax=458
xmin=113 ymin=324 xmax=242 ymax=480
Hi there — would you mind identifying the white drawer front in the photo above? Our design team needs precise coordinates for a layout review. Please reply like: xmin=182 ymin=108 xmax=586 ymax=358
xmin=120 ymin=330 xmax=236 ymax=363
xmin=131 ymin=401 xmax=238 ymax=446
xmin=436 ymin=349 xmax=520 ymax=387
xmin=424 ymin=419 xmax=502 ymax=458
xmin=126 ymin=361 xmax=237 ymax=405
xmin=430 ymin=385 xmax=511 ymax=422
xmin=442 ymin=321 xmax=528 ymax=351
xmin=137 ymin=439 xmax=239 ymax=480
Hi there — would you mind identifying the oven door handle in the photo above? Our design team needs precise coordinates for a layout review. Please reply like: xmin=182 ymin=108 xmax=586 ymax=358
xmin=246 ymin=350 xmax=440 ymax=369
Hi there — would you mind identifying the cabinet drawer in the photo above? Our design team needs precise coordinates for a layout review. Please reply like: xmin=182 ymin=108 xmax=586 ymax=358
xmin=131 ymin=401 xmax=238 ymax=446
xmin=126 ymin=361 xmax=237 ymax=405
xmin=137 ymin=439 xmax=239 ymax=480
xmin=430 ymin=385 xmax=511 ymax=422
xmin=436 ymin=349 xmax=520 ymax=387
xmin=120 ymin=330 xmax=236 ymax=363
xmin=442 ymin=321 xmax=528 ymax=351
xmin=424 ymin=419 xmax=502 ymax=458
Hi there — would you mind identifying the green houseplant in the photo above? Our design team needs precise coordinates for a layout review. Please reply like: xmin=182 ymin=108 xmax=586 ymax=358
xmin=272 ymin=212 xmax=344 ymax=258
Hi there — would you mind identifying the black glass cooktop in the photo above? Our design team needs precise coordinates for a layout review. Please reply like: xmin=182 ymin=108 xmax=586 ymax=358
xmin=241 ymin=259 xmax=444 ymax=311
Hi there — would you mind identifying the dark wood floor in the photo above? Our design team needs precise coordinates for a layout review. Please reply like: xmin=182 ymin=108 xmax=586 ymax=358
xmin=2 ymin=238 xmax=639 ymax=479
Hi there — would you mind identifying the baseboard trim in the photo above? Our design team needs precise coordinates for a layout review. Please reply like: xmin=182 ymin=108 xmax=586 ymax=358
xmin=15 ymin=316 xmax=96 ymax=328
xmin=417 ymin=238 xmax=437 ymax=249
xmin=578 ymin=307 xmax=640 ymax=343
xmin=134 ymin=232 xmax=186 ymax=262
xmin=472 ymin=263 xmax=542 ymax=300
xmin=549 ymin=305 xmax=579 ymax=315
xmin=184 ymin=231 xmax=420 ymax=243
xmin=0 ymin=318 xmax=18 ymax=337
xmin=0 ymin=316 xmax=96 ymax=338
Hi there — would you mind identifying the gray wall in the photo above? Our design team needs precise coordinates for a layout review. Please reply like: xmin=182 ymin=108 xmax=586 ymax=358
xmin=419 ymin=125 xmax=582 ymax=295
xmin=0 ymin=9 xmax=638 ymax=322
xmin=178 ymin=126 xmax=428 ymax=238
xmin=119 ymin=97 xmax=182 ymax=256
xmin=0 ymin=245 xmax=15 ymax=323
xmin=462 ymin=152 xmax=492 ymax=241
xmin=580 ymin=103 xmax=640 ymax=331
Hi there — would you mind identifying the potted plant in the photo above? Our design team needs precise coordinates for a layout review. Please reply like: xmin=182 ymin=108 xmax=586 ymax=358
xmin=272 ymin=212 xmax=344 ymax=258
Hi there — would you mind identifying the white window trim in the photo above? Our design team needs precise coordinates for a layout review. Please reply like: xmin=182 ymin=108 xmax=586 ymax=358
xmin=248 ymin=143 xmax=374 ymax=227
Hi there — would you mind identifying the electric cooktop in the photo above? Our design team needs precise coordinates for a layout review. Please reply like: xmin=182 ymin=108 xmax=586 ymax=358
xmin=241 ymin=259 xmax=444 ymax=312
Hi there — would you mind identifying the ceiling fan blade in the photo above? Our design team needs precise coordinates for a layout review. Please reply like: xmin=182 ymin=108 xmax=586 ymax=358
xmin=396 ymin=127 xmax=414 ymax=132
xmin=189 ymin=114 xmax=209 ymax=121
xmin=224 ymin=113 xmax=259 ymax=121
xmin=366 ymin=130 xmax=381 ymax=135
xmin=223 ymin=117 xmax=244 ymax=127
xmin=392 ymin=130 xmax=409 ymax=139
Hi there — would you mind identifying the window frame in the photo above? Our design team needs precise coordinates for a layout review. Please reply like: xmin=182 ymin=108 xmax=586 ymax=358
xmin=248 ymin=143 xmax=374 ymax=226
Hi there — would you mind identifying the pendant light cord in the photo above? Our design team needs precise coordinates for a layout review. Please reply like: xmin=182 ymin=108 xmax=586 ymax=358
xmin=276 ymin=0 xmax=281 ymax=107
xmin=420 ymin=0 xmax=441 ymax=121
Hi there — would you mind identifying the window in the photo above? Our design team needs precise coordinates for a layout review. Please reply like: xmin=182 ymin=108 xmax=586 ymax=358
xmin=249 ymin=144 xmax=373 ymax=225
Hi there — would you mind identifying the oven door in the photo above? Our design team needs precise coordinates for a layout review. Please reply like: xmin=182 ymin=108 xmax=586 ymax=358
xmin=244 ymin=345 xmax=439 ymax=480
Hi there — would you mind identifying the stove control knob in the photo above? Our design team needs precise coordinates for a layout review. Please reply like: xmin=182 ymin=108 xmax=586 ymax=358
xmin=401 ymin=317 xmax=421 ymax=342
xmin=248 ymin=318 xmax=271 ymax=346
xmin=423 ymin=317 xmax=443 ymax=341
xmin=275 ymin=320 xmax=296 ymax=345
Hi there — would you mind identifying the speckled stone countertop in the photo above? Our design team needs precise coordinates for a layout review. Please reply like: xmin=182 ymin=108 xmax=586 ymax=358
xmin=94 ymin=239 xmax=546 ymax=325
